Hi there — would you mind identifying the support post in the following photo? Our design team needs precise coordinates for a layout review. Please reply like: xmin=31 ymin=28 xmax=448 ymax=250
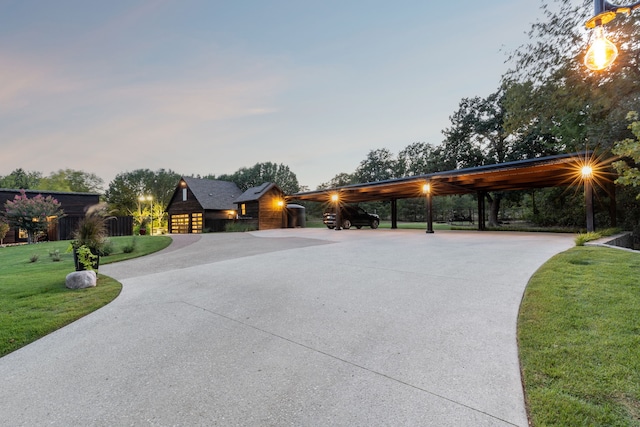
xmin=477 ymin=191 xmax=486 ymax=231
xmin=585 ymin=178 xmax=595 ymax=232
xmin=391 ymin=199 xmax=398 ymax=229
xmin=426 ymin=191 xmax=434 ymax=234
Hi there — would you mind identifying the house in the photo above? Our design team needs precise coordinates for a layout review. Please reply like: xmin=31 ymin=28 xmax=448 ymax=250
xmin=234 ymin=182 xmax=286 ymax=230
xmin=0 ymin=189 xmax=101 ymax=244
xmin=166 ymin=177 xmax=243 ymax=233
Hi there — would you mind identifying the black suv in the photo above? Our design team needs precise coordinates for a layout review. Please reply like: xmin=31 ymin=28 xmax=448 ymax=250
xmin=323 ymin=205 xmax=380 ymax=229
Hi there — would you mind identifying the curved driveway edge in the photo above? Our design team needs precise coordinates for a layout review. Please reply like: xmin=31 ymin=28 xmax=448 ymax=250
xmin=0 ymin=229 xmax=574 ymax=426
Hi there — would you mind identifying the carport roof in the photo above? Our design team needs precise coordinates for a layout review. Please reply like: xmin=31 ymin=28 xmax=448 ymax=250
xmin=289 ymin=151 xmax=615 ymax=204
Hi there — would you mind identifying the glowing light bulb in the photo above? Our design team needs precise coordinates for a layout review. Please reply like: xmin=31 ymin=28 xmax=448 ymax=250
xmin=584 ymin=26 xmax=618 ymax=71
xmin=581 ymin=165 xmax=593 ymax=179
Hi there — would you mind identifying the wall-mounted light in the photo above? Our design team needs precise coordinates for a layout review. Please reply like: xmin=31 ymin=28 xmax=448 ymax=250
xmin=584 ymin=0 xmax=640 ymax=71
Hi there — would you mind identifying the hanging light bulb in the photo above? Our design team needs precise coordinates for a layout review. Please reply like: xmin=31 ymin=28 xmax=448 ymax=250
xmin=584 ymin=25 xmax=618 ymax=71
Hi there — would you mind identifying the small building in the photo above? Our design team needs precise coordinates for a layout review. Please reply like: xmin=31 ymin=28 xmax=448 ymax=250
xmin=0 ymin=189 xmax=101 ymax=244
xmin=234 ymin=182 xmax=286 ymax=230
xmin=166 ymin=177 xmax=242 ymax=233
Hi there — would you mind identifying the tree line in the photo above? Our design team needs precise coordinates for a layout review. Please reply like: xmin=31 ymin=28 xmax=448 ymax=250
xmin=314 ymin=0 xmax=640 ymax=229
xmin=0 ymin=163 xmax=301 ymax=234
xmin=2 ymin=0 xmax=639 ymax=233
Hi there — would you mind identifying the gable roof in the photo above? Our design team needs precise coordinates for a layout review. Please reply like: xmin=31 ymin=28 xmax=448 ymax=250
xmin=234 ymin=182 xmax=280 ymax=203
xmin=181 ymin=177 xmax=242 ymax=210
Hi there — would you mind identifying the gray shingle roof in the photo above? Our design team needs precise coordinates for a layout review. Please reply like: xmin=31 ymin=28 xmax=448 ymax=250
xmin=234 ymin=182 xmax=278 ymax=203
xmin=182 ymin=177 xmax=242 ymax=210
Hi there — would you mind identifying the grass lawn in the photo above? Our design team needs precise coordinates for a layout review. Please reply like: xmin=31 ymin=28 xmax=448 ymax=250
xmin=0 ymin=235 xmax=171 ymax=357
xmin=519 ymin=246 xmax=640 ymax=426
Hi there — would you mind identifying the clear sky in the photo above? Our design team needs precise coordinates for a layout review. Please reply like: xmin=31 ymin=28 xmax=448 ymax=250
xmin=0 ymin=0 xmax=544 ymax=191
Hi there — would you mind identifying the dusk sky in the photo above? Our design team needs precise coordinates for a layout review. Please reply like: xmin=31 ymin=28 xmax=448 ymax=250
xmin=1 ymin=1 xmax=546 ymax=191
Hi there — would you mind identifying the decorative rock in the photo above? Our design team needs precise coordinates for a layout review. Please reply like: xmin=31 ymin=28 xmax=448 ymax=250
xmin=65 ymin=270 xmax=97 ymax=289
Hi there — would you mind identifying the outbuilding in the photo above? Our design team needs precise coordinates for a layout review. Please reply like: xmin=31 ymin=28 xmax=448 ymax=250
xmin=234 ymin=182 xmax=286 ymax=230
xmin=0 ymin=189 xmax=101 ymax=244
xmin=166 ymin=177 xmax=243 ymax=233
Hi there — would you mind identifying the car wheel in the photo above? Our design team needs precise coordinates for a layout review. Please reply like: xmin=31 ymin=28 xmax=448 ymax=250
xmin=326 ymin=225 xmax=335 ymax=229
xmin=370 ymin=219 xmax=379 ymax=229
xmin=343 ymin=219 xmax=352 ymax=229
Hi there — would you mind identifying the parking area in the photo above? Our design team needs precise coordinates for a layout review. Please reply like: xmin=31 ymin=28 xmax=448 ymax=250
xmin=0 ymin=229 xmax=575 ymax=426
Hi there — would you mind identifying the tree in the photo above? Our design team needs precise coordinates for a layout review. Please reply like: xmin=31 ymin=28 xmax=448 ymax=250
xmin=0 ymin=169 xmax=42 ymax=189
xmin=442 ymin=88 xmax=514 ymax=226
xmin=38 ymin=169 xmax=104 ymax=193
xmin=215 ymin=162 xmax=300 ymax=194
xmin=504 ymin=0 xmax=640 ymax=153
xmin=613 ymin=112 xmax=640 ymax=199
xmin=396 ymin=142 xmax=450 ymax=176
xmin=502 ymin=0 xmax=640 ymax=229
xmin=353 ymin=148 xmax=398 ymax=183
xmin=316 ymin=172 xmax=355 ymax=190
xmin=105 ymin=169 xmax=181 ymax=231
xmin=3 ymin=190 xmax=64 ymax=244
xmin=0 ymin=219 xmax=9 ymax=245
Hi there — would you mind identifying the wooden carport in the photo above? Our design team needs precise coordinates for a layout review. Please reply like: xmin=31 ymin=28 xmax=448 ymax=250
xmin=289 ymin=152 xmax=617 ymax=232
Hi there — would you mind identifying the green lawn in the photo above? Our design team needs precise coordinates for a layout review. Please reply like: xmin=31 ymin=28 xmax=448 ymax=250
xmin=0 ymin=235 xmax=171 ymax=357
xmin=519 ymin=246 xmax=640 ymax=426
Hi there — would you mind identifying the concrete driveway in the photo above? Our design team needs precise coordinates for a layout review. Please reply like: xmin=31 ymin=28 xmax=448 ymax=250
xmin=0 ymin=229 xmax=574 ymax=426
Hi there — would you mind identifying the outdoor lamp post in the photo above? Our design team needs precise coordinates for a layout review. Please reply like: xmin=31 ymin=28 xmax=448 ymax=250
xmin=139 ymin=195 xmax=153 ymax=235
xmin=331 ymin=193 xmax=341 ymax=230
xmin=581 ymin=165 xmax=595 ymax=232
xmin=584 ymin=0 xmax=640 ymax=70
xmin=423 ymin=183 xmax=434 ymax=234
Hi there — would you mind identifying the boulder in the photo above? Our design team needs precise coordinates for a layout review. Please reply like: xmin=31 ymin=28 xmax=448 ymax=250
xmin=65 ymin=270 xmax=97 ymax=289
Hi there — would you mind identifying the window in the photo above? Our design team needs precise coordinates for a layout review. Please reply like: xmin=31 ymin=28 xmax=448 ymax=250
xmin=182 ymin=188 xmax=187 ymax=201
xmin=240 ymin=203 xmax=246 ymax=216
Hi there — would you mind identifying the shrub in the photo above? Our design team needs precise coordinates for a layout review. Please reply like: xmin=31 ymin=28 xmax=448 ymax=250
xmin=575 ymin=231 xmax=602 ymax=246
xmin=122 ymin=237 xmax=137 ymax=254
xmin=75 ymin=245 xmax=98 ymax=271
xmin=0 ymin=220 xmax=9 ymax=245
xmin=29 ymin=253 xmax=39 ymax=263
xmin=225 ymin=221 xmax=258 ymax=232
xmin=100 ymin=239 xmax=114 ymax=256
xmin=70 ymin=204 xmax=109 ymax=253
xmin=48 ymin=249 xmax=62 ymax=262
xmin=3 ymin=190 xmax=63 ymax=244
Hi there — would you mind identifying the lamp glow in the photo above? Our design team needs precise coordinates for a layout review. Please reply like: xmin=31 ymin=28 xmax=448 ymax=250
xmin=584 ymin=26 xmax=618 ymax=71
xmin=581 ymin=165 xmax=594 ymax=179
xmin=331 ymin=194 xmax=339 ymax=203
xmin=422 ymin=183 xmax=431 ymax=194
